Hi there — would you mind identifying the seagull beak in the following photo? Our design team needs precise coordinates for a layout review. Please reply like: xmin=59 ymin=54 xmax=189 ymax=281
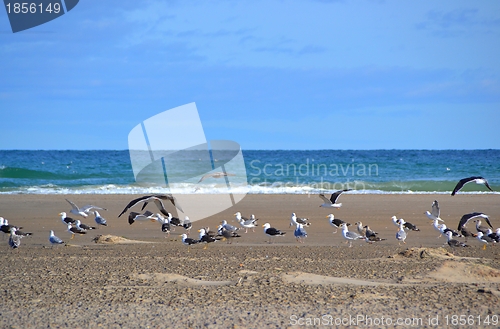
xmin=197 ymin=229 xmax=201 ymax=232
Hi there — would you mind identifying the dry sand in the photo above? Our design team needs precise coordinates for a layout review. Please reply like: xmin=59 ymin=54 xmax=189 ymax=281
xmin=0 ymin=193 xmax=499 ymax=328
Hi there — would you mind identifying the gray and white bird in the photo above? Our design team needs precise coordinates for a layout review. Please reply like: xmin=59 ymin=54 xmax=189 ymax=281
xmin=294 ymin=223 xmax=308 ymax=243
xmin=93 ymin=211 xmax=107 ymax=228
xmin=395 ymin=221 xmax=407 ymax=245
xmin=49 ymin=230 xmax=65 ymax=247
xmin=234 ymin=212 xmax=258 ymax=233
xmin=354 ymin=221 xmax=366 ymax=237
xmin=425 ymin=200 xmax=443 ymax=221
xmin=290 ymin=213 xmax=310 ymax=227
xmin=65 ymin=199 xmax=107 ymax=218
xmin=476 ymin=232 xmax=495 ymax=250
xmin=8 ymin=227 xmax=21 ymax=249
xmin=340 ymin=223 xmax=363 ymax=247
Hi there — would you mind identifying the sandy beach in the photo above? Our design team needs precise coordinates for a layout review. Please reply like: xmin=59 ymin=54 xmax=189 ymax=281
xmin=0 ymin=193 xmax=499 ymax=328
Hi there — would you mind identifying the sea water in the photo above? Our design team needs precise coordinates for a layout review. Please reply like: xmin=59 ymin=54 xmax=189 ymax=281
xmin=0 ymin=150 xmax=499 ymax=194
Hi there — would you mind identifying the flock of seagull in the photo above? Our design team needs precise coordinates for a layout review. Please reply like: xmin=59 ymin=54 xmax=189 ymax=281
xmin=1 ymin=175 xmax=497 ymax=250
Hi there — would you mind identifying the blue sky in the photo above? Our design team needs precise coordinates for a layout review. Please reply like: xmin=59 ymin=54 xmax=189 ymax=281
xmin=1 ymin=0 xmax=499 ymax=150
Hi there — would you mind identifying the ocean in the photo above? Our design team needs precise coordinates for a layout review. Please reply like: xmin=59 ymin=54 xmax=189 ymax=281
xmin=0 ymin=150 xmax=499 ymax=195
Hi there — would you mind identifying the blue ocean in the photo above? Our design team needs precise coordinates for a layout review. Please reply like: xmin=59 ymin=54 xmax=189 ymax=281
xmin=0 ymin=150 xmax=499 ymax=195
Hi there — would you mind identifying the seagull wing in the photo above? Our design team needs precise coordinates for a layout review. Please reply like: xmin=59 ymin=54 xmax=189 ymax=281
xmin=483 ymin=178 xmax=494 ymax=192
xmin=156 ymin=194 xmax=184 ymax=213
xmin=431 ymin=200 xmax=440 ymax=219
xmin=80 ymin=204 xmax=107 ymax=213
xmin=451 ymin=177 xmax=473 ymax=196
xmin=319 ymin=194 xmax=331 ymax=204
xmin=330 ymin=189 xmax=352 ymax=203
xmin=65 ymin=199 xmax=80 ymax=211
xmin=457 ymin=212 xmax=487 ymax=230
xmin=118 ymin=195 xmax=153 ymax=217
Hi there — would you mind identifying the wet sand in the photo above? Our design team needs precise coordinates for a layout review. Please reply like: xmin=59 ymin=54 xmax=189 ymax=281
xmin=0 ymin=194 xmax=499 ymax=328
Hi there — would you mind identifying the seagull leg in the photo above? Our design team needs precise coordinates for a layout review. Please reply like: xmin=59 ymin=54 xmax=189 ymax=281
xmin=482 ymin=244 xmax=487 ymax=250
xmin=70 ymin=234 xmax=75 ymax=240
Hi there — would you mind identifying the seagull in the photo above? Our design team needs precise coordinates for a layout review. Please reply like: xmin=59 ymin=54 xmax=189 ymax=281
xmin=153 ymin=214 xmax=171 ymax=236
xmin=354 ymin=221 xmax=366 ymax=237
xmin=93 ymin=211 xmax=107 ymax=228
xmin=235 ymin=212 xmax=258 ymax=233
xmin=365 ymin=235 xmax=387 ymax=244
xmin=391 ymin=216 xmax=402 ymax=228
xmin=326 ymin=214 xmax=350 ymax=233
xmin=431 ymin=218 xmax=445 ymax=238
xmin=290 ymin=213 xmax=310 ymax=227
xmin=339 ymin=223 xmax=363 ymax=247
xmin=475 ymin=219 xmax=493 ymax=235
xmin=49 ymin=230 xmax=65 ymax=247
xmin=451 ymin=176 xmax=493 ymax=196
xmin=319 ymin=189 xmax=352 ymax=208
xmin=0 ymin=218 xmax=29 ymax=238
xmin=294 ymin=223 xmax=308 ymax=243
xmin=457 ymin=212 xmax=492 ymax=231
xmin=65 ymin=199 xmax=107 ymax=218
xmin=198 ymin=171 xmax=235 ymax=183
xmin=75 ymin=219 xmax=96 ymax=231
xmin=262 ymin=223 xmax=286 ymax=243
xmin=8 ymin=227 xmax=21 ymax=249
xmin=396 ymin=221 xmax=407 ymax=245
xmin=67 ymin=224 xmax=86 ymax=239
xmin=363 ymin=225 xmax=379 ymax=239
xmin=127 ymin=210 xmax=156 ymax=225
xmin=488 ymin=228 xmax=500 ymax=242
xmin=445 ymin=231 xmax=468 ymax=248
xmin=221 ymin=220 xmax=239 ymax=233
xmin=198 ymin=228 xmax=220 ymax=246
xmin=60 ymin=212 xmax=77 ymax=225
xmin=476 ymin=232 xmax=495 ymax=250
xmin=439 ymin=224 xmax=462 ymax=238
xmin=181 ymin=233 xmax=199 ymax=251
xmin=118 ymin=194 xmax=183 ymax=218
xmin=399 ymin=218 xmax=420 ymax=231
xmin=425 ymin=200 xmax=443 ymax=221
xmin=218 ymin=226 xmax=241 ymax=244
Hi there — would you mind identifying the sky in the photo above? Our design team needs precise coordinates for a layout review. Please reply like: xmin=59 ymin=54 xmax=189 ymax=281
xmin=1 ymin=0 xmax=499 ymax=150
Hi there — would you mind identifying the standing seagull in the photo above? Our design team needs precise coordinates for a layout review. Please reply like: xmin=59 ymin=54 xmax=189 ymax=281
xmin=262 ymin=223 xmax=286 ymax=243
xmin=326 ymin=214 xmax=350 ymax=233
xmin=65 ymin=199 xmax=107 ymax=218
xmin=290 ymin=213 xmax=310 ymax=227
xmin=60 ymin=212 xmax=76 ymax=225
xmin=118 ymin=194 xmax=183 ymax=218
xmin=235 ymin=212 xmax=258 ymax=233
xmin=93 ymin=211 xmax=107 ymax=228
xmin=181 ymin=233 xmax=199 ymax=252
xmin=319 ymin=189 xmax=352 ymax=208
xmin=339 ymin=223 xmax=363 ymax=247
xmin=67 ymin=224 xmax=86 ymax=239
xmin=8 ymin=227 xmax=21 ymax=249
xmin=451 ymin=176 xmax=493 ymax=196
xmin=476 ymin=232 xmax=495 ymax=250
xmin=396 ymin=221 xmax=407 ymax=245
xmin=294 ymin=223 xmax=308 ymax=243
xmin=49 ymin=230 xmax=65 ymax=247
xmin=445 ymin=231 xmax=468 ymax=248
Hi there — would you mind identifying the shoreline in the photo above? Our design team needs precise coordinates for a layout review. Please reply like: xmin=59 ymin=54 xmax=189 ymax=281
xmin=1 ymin=193 xmax=499 ymax=328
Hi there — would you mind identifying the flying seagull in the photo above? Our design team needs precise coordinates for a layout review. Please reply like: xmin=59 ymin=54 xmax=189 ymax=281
xmin=425 ymin=200 xmax=443 ymax=221
xmin=127 ymin=211 xmax=156 ymax=225
xmin=65 ymin=199 xmax=107 ymax=218
xmin=457 ymin=212 xmax=492 ymax=231
xmin=198 ymin=171 xmax=235 ymax=183
xmin=118 ymin=194 xmax=183 ymax=218
xmin=319 ymin=189 xmax=352 ymax=208
xmin=451 ymin=176 xmax=493 ymax=196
